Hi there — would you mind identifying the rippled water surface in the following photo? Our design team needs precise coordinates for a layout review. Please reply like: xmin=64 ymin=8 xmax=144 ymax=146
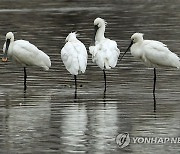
xmin=0 ymin=0 xmax=180 ymax=153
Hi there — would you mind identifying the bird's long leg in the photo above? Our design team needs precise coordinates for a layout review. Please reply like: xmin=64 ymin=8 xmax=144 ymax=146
xmin=74 ymin=75 xmax=77 ymax=90
xmin=153 ymin=68 xmax=156 ymax=111
xmin=153 ymin=68 xmax=156 ymax=94
xmin=103 ymin=69 xmax=106 ymax=93
xmin=74 ymin=75 xmax=77 ymax=99
xmin=24 ymin=67 xmax=27 ymax=91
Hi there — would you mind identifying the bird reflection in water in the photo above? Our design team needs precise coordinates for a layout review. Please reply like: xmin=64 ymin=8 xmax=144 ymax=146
xmin=74 ymin=88 xmax=77 ymax=101
xmin=103 ymin=90 xmax=106 ymax=107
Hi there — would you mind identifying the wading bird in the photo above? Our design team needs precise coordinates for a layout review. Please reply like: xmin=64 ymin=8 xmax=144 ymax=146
xmin=2 ymin=32 xmax=51 ymax=91
xmin=61 ymin=32 xmax=87 ymax=92
xmin=120 ymin=33 xmax=180 ymax=110
xmin=89 ymin=17 xmax=120 ymax=92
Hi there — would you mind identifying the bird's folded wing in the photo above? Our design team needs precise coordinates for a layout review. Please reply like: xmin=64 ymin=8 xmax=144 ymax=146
xmin=144 ymin=41 xmax=180 ymax=68
xmin=13 ymin=40 xmax=50 ymax=68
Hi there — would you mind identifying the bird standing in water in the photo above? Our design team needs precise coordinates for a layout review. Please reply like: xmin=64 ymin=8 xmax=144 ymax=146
xmin=89 ymin=17 xmax=120 ymax=93
xmin=61 ymin=32 xmax=87 ymax=93
xmin=2 ymin=32 xmax=51 ymax=91
xmin=120 ymin=33 xmax=180 ymax=110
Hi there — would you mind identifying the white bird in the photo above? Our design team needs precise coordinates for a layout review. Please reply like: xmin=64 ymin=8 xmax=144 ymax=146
xmin=61 ymin=32 xmax=87 ymax=90
xmin=89 ymin=17 xmax=120 ymax=92
xmin=2 ymin=32 xmax=51 ymax=91
xmin=120 ymin=32 xmax=180 ymax=108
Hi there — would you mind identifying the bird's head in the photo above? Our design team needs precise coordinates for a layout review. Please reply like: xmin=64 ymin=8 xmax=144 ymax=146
xmin=120 ymin=32 xmax=144 ymax=61
xmin=94 ymin=17 xmax=107 ymax=29
xmin=2 ymin=32 xmax=14 ymax=62
xmin=6 ymin=32 xmax=14 ymax=41
xmin=131 ymin=33 xmax=144 ymax=44
xmin=92 ymin=17 xmax=107 ymax=45
xmin=65 ymin=32 xmax=78 ymax=42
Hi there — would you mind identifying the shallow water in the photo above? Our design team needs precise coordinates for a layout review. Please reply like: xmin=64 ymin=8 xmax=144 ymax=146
xmin=0 ymin=0 xmax=179 ymax=153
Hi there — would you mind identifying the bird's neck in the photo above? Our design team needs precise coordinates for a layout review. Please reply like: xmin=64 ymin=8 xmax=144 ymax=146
xmin=138 ymin=38 xmax=143 ymax=43
xmin=131 ymin=43 xmax=143 ymax=59
xmin=95 ymin=26 xmax=105 ymax=42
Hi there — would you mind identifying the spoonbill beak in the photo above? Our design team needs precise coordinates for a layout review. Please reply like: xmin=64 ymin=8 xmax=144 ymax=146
xmin=93 ymin=25 xmax=99 ymax=44
xmin=2 ymin=39 xmax=10 ymax=62
xmin=120 ymin=40 xmax=133 ymax=61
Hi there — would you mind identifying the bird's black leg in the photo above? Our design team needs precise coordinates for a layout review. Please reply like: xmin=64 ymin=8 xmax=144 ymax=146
xmin=153 ymin=68 xmax=156 ymax=111
xmin=74 ymin=75 xmax=77 ymax=99
xmin=103 ymin=69 xmax=106 ymax=93
xmin=74 ymin=75 xmax=77 ymax=90
xmin=153 ymin=68 xmax=156 ymax=94
xmin=24 ymin=67 xmax=27 ymax=91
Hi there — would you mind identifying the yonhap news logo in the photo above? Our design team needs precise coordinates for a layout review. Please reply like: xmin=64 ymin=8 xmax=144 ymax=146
xmin=115 ymin=132 xmax=180 ymax=149
xmin=115 ymin=132 xmax=130 ymax=148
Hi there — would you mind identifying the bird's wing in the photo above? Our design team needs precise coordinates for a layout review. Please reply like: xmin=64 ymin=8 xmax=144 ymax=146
xmin=89 ymin=45 xmax=98 ymax=57
xmin=89 ymin=43 xmax=105 ymax=69
xmin=89 ymin=39 xmax=120 ymax=69
xmin=144 ymin=40 xmax=168 ymax=50
xmin=12 ymin=40 xmax=51 ymax=70
xmin=104 ymin=39 xmax=120 ymax=57
xmin=61 ymin=42 xmax=79 ymax=75
xmin=101 ymin=39 xmax=120 ymax=68
xmin=73 ymin=40 xmax=87 ymax=58
xmin=143 ymin=40 xmax=180 ymax=68
xmin=72 ymin=41 xmax=87 ymax=73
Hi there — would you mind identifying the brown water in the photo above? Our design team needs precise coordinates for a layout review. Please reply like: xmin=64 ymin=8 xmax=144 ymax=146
xmin=0 ymin=0 xmax=179 ymax=153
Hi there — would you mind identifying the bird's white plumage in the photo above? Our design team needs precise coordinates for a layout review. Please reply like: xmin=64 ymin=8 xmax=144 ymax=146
xmin=3 ymin=32 xmax=51 ymax=70
xmin=89 ymin=39 xmax=120 ymax=69
xmin=61 ymin=32 xmax=87 ymax=75
xmin=89 ymin=17 xmax=120 ymax=70
xmin=130 ymin=33 xmax=180 ymax=68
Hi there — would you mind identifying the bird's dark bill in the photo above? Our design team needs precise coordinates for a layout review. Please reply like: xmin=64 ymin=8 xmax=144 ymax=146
xmin=93 ymin=25 xmax=99 ymax=44
xmin=120 ymin=40 xmax=133 ymax=61
xmin=2 ymin=39 xmax=10 ymax=62
xmin=5 ymin=39 xmax=10 ymax=51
